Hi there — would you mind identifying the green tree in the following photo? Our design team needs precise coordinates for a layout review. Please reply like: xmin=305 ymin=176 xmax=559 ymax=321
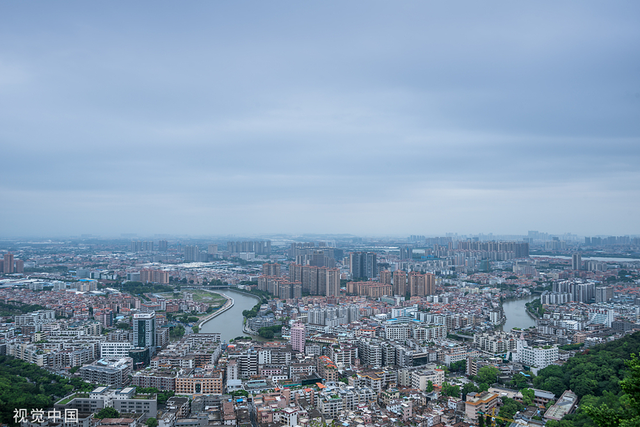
xmin=521 ymin=388 xmax=534 ymax=406
xmin=546 ymin=421 xmax=574 ymax=427
xmin=231 ymin=390 xmax=249 ymax=397
xmin=441 ymin=382 xmax=460 ymax=398
xmin=498 ymin=398 xmax=524 ymax=425
xmin=584 ymin=354 xmax=640 ymax=427
xmin=192 ymin=325 xmax=199 ymax=333
xmin=426 ymin=380 xmax=434 ymax=392
xmin=462 ymin=382 xmax=479 ymax=396
xmin=146 ymin=418 xmax=158 ymax=427
xmin=450 ymin=360 xmax=467 ymax=373
xmin=511 ymin=373 xmax=529 ymax=389
xmin=95 ymin=407 xmax=120 ymax=419
xmin=476 ymin=366 xmax=499 ymax=385
xmin=259 ymin=329 xmax=274 ymax=339
xmin=170 ymin=325 xmax=185 ymax=340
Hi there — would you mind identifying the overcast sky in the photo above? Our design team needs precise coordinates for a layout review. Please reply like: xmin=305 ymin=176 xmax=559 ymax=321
xmin=1 ymin=2 xmax=639 ymax=238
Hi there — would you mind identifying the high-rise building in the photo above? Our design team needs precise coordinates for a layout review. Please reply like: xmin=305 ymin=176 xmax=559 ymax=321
xmin=572 ymin=282 xmax=595 ymax=303
xmin=133 ymin=312 xmax=157 ymax=355
xmin=158 ymin=240 xmax=168 ymax=252
xmin=349 ymin=252 xmax=377 ymax=279
xmin=184 ymin=245 xmax=199 ymax=262
xmin=293 ymin=283 xmax=302 ymax=299
xmin=227 ymin=241 xmax=271 ymax=255
xmin=3 ymin=253 xmax=14 ymax=274
xmin=262 ymin=263 xmax=281 ymax=277
xmin=326 ymin=268 xmax=340 ymax=297
xmin=289 ymin=264 xmax=303 ymax=283
xmin=409 ymin=272 xmax=425 ymax=297
xmin=208 ymin=244 xmax=218 ymax=255
xmin=317 ymin=268 xmax=327 ymax=296
xmin=399 ymin=246 xmax=413 ymax=260
xmin=290 ymin=323 xmax=306 ymax=353
xmin=595 ymin=286 xmax=613 ymax=303
xmin=572 ymin=253 xmax=582 ymax=271
xmin=393 ymin=270 xmax=406 ymax=297
xmin=380 ymin=270 xmax=392 ymax=286
xmin=425 ymin=273 xmax=436 ymax=296
xmin=14 ymin=259 xmax=24 ymax=274
xmin=140 ymin=269 xmax=170 ymax=284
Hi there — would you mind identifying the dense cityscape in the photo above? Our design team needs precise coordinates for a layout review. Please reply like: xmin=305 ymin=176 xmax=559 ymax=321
xmin=0 ymin=232 xmax=639 ymax=427
xmin=2 ymin=2 xmax=639 ymax=427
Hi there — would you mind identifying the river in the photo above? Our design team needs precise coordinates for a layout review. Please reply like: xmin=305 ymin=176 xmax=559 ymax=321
xmin=499 ymin=296 xmax=537 ymax=332
xmin=531 ymin=255 xmax=640 ymax=262
xmin=200 ymin=288 xmax=261 ymax=343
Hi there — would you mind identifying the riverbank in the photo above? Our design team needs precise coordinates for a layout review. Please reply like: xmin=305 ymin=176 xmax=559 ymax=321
xmin=196 ymin=291 xmax=235 ymax=329
xmin=524 ymin=298 xmax=543 ymax=320
xmin=199 ymin=289 xmax=262 ymax=342
xmin=500 ymin=296 xmax=537 ymax=331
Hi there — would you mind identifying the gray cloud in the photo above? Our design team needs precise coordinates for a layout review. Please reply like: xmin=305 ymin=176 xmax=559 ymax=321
xmin=1 ymin=1 xmax=639 ymax=237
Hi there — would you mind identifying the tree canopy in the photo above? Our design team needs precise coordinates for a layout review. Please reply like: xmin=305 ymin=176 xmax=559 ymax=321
xmin=95 ymin=407 xmax=120 ymax=419
xmin=533 ymin=331 xmax=640 ymax=399
xmin=475 ymin=366 xmax=499 ymax=387
xmin=583 ymin=354 xmax=640 ymax=427
xmin=441 ymin=382 xmax=460 ymax=398
xmin=0 ymin=355 xmax=94 ymax=425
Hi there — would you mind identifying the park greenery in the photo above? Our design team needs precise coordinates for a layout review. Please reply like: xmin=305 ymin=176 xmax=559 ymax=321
xmin=559 ymin=343 xmax=585 ymax=351
xmin=510 ymin=372 xmax=531 ymax=390
xmin=525 ymin=298 xmax=545 ymax=317
xmin=583 ymin=354 xmax=640 ymax=427
xmin=532 ymin=331 xmax=640 ymax=427
xmin=456 ymin=332 xmax=640 ymax=427
xmin=534 ymin=332 xmax=640 ymax=399
xmin=0 ymin=355 xmax=95 ymax=425
xmin=242 ymin=302 xmax=262 ymax=319
xmin=0 ymin=301 xmax=48 ymax=317
xmin=257 ymin=325 xmax=283 ymax=339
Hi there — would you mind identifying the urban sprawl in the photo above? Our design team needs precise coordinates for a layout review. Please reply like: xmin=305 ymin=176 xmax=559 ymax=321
xmin=1 ymin=232 xmax=639 ymax=427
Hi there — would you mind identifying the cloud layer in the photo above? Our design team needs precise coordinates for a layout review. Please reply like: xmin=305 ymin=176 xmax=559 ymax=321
xmin=1 ymin=1 xmax=639 ymax=237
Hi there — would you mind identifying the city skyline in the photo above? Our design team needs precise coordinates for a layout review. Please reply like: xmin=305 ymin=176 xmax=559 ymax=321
xmin=1 ymin=1 xmax=639 ymax=238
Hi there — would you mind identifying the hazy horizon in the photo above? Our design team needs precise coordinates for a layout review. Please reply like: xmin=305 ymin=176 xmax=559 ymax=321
xmin=1 ymin=1 xmax=639 ymax=238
